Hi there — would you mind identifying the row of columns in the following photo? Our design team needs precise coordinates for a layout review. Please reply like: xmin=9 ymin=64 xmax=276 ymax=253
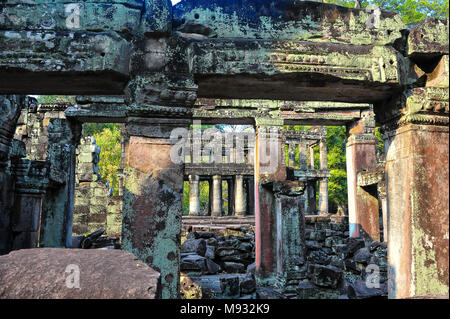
xmin=3 ymin=97 xmax=445 ymax=299
xmin=286 ymin=134 xmax=329 ymax=215
xmin=188 ymin=174 xmax=251 ymax=217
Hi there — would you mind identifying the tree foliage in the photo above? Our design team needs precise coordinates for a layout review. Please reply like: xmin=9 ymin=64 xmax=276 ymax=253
xmin=324 ymin=0 xmax=449 ymax=26
xmin=92 ymin=124 xmax=122 ymax=196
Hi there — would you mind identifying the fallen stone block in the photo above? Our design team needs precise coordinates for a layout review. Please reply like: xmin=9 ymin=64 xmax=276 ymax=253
xmin=220 ymin=275 xmax=240 ymax=297
xmin=240 ymin=273 xmax=256 ymax=295
xmin=339 ymin=238 xmax=365 ymax=259
xmin=353 ymin=247 xmax=372 ymax=265
xmin=223 ymin=262 xmax=245 ymax=273
xmin=308 ymin=264 xmax=343 ymax=289
xmin=180 ymin=254 xmax=207 ymax=272
xmin=181 ymin=238 xmax=207 ymax=257
xmin=205 ymin=259 xmax=221 ymax=275
xmin=0 ymin=248 xmax=160 ymax=299
xmin=347 ymin=279 xmax=387 ymax=299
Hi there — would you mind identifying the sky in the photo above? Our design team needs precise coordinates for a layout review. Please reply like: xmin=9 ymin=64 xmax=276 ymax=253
xmin=171 ymin=0 xmax=181 ymax=5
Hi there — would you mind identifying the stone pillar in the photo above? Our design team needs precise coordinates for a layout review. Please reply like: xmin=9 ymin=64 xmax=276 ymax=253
xmin=306 ymin=182 xmax=317 ymax=215
xmin=273 ymin=184 xmax=306 ymax=291
xmin=0 ymin=95 xmax=23 ymax=255
xmin=318 ymin=138 xmax=328 ymax=215
xmin=188 ymin=174 xmax=200 ymax=216
xmin=39 ymin=119 xmax=81 ymax=249
xmin=319 ymin=138 xmax=327 ymax=170
xmin=308 ymin=145 xmax=315 ymax=169
xmin=121 ymin=118 xmax=189 ymax=299
xmin=207 ymin=178 xmax=213 ymax=216
xmin=253 ymin=119 xmax=306 ymax=289
xmin=381 ymin=85 xmax=449 ymax=298
xmin=288 ymin=143 xmax=296 ymax=168
xmin=377 ymin=181 xmax=388 ymax=243
xmin=318 ymin=178 xmax=328 ymax=215
xmin=227 ymin=177 xmax=234 ymax=216
xmin=211 ymin=174 xmax=222 ymax=217
xmin=346 ymin=111 xmax=379 ymax=241
xmin=234 ymin=175 xmax=246 ymax=216
xmin=247 ymin=176 xmax=255 ymax=215
xmin=298 ymin=142 xmax=307 ymax=169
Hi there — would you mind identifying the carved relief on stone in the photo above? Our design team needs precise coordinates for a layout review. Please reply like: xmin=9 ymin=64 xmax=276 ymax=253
xmin=0 ymin=95 xmax=24 ymax=157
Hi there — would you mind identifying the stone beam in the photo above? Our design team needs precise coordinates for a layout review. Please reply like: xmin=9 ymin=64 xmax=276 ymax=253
xmin=184 ymin=163 xmax=253 ymax=176
xmin=0 ymin=0 xmax=173 ymax=94
xmin=192 ymin=40 xmax=413 ymax=103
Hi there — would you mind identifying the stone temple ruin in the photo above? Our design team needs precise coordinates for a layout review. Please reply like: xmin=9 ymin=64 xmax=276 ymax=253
xmin=0 ymin=0 xmax=448 ymax=299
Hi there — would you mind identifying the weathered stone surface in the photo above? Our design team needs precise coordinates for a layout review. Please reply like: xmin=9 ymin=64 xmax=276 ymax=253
xmin=181 ymin=238 xmax=207 ymax=257
xmin=384 ymin=123 xmax=449 ymax=299
xmin=353 ymin=247 xmax=371 ymax=265
xmin=307 ymin=250 xmax=332 ymax=265
xmin=408 ymin=18 xmax=449 ymax=58
xmin=205 ymin=245 xmax=215 ymax=260
xmin=296 ymin=279 xmax=340 ymax=299
xmin=174 ymin=0 xmax=405 ymax=45
xmin=347 ymin=279 xmax=386 ymax=299
xmin=223 ymin=262 xmax=245 ymax=273
xmin=308 ymin=264 xmax=343 ymax=289
xmin=240 ymin=273 xmax=256 ymax=295
xmin=192 ymin=39 xmax=410 ymax=103
xmin=0 ymin=248 xmax=160 ymax=298
xmin=220 ymin=275 xmax=240 ymax=297
xmin=180 ymin=254 xmax=207 ymax=272
xmin=205 ymin=259 xmax=221 ymax=275
xmin=339 ymin=238 xmax=365 ymax=259
xmin=0 ymin=31 xmax=132 ymax=94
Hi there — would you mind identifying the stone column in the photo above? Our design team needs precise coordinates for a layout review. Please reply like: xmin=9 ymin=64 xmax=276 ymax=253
xmin=309 ymin=145 xmax=315 ymax=169
xmin=306 ymin=182 xmax=317 ymax=215
xmin=208 ymin=178 xmax=213 ymax=216
xmin=377 ymin=181 xmax=387 ymax=243
xmin=227 ymin=178 xmax=234 ymax=216
xmin=288 ymin=143 xmax=296 ymax=168
xmin=188 ymin=174 xmax=200 ymax=216
xmin=253 ymin=119 xmax=306 ymax=289
xmin=39 ymin=119 xmax=81 ymax=249
xmin=0 ymin=95 xmax=23 ymax=255
xmin=211 ymin=174 xmax=222 ymax=217
xmin=121 ymin=118 xmax=189 ymax=299
xmin=382 ymin=86 xmax=449 ymax=298
xmin=273 ymin=184 xmax=306 ymax=291
xmin=247 ymin=176 xmax=255 ymax=215
xmin=298 ymin=142 xmax=307 ymax=169
xmin=346 ymin=111 xmax=379 ymax=241
xmin=234 ymin=175 xmax=246 ymax=216
xmin=318 ymin=138 xmax=328 ymax=215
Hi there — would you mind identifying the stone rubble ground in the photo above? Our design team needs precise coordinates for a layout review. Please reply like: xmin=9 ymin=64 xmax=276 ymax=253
xmin=180 ymin=220 xmax=388 ymax=299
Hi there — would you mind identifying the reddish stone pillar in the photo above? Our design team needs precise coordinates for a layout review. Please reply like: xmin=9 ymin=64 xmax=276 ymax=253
xmin=121 ymin=118 xmax=189 ymax=299
xmin=254 ymin=120 xmax=305 ymax=290
xmin=254 ymin=121 xmax=285 ymax=283
xmin=346 ymin=111 xmax=380 ymax=241
xmin=382 ymin=87 xmax=449 ymax=299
